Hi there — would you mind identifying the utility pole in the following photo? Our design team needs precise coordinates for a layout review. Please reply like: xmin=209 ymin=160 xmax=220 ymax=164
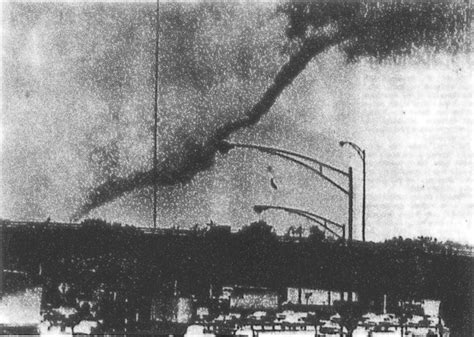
xmin=153 ymin=0 xmax=159 ymax=230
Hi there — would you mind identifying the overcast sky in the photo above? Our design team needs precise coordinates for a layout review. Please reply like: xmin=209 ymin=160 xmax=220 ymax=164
xmin=0 ymin=2 xmax=472 ymax=244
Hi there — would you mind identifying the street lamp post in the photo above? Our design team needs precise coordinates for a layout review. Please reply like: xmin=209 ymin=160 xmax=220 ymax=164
xmin=340 ymin=141 xmax=366 ymax=242
xmin=218 ymin=141 xmax=354 ymax=242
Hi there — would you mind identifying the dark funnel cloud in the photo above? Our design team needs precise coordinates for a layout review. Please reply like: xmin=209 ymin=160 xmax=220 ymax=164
xmin=70 ymin=2 xmax=290 ymax=219
xmin=72 ymin=4 xmax=357 ymax=219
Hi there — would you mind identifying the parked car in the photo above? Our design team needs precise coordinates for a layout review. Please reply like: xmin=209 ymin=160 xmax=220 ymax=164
xmin=248 ymin=311 xmax=267 ymax=321
xmin=319 ymin=320 xmax=345 ymax=336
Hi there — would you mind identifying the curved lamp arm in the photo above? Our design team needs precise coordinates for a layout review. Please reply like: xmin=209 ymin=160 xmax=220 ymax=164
xmin=217 ymin=140 xmax=350 ymax=194
xmin=219 ymin=141 xmax=348 ymax=177
xmin=253 ymin=204 xmax=345 ymax=239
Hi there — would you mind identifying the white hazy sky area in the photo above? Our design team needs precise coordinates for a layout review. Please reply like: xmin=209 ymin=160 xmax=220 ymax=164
xmin=0 ymin=2 xmax=472 ymax=244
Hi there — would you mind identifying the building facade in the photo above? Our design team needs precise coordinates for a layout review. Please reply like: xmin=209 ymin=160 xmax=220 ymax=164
xmin=230 ymin=287 xmax=279 ymax=311
xmin=287 ymin=287 xmax=358 ymax=306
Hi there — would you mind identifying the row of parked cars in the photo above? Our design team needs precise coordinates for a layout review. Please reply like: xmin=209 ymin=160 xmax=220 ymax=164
xmin=192 ymin=310 xmax=448 ymax=337
xmin=360 ymin=312 xmax=447 ymax=329
xmin=201 ymin=310 xmax=316 ymax=325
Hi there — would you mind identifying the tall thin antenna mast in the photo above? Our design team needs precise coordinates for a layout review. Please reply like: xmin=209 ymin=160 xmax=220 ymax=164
xmin=153 ymin=0 xmax=159 ymax=230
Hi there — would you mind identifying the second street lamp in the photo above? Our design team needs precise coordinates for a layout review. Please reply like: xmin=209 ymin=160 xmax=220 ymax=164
xmin=339 ymin=141 xmax=366 ymax=242
xmin=253 ymin=204 xmax=346 ymax=240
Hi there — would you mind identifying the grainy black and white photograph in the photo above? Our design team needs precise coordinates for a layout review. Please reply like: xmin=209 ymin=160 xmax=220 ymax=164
xmin=0 ymin=0 xmax=472 ymax=336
